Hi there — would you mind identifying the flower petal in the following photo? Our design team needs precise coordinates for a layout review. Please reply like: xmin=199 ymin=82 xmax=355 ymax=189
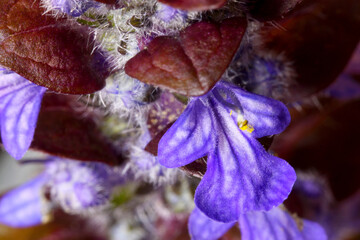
xmin=194 ymin=99 xmax=296 ymax=222
xmin=158 ymin=100 xmax=213 ymax=168
xmin=217 ymin=81 xmax=290 ymax=138
xmin=239 ymin=207 xmax=327 ymax=240
xmin=0 ymin=70 xmax=46 ymax=159
xmin=188 ymin=207 xmax=235 ymax=240
xmin=0 ymin=174 xmax=47 ymax=228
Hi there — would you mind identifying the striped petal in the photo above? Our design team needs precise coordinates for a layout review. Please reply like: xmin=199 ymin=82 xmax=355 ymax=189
xmin=239 ymin=207 xmax=327 ymax=240
xmin=0 ymin=174 xmax=47 ymax=227
xmin=194 ymin=96 xmax=295 ymax=222
xmin=158 ymin=99 xmax=213 ymax=168
xmin=188 ymin=207 xmax=235 ymax=240
xmin=0 ymin=69 xmax=46 ymax=159
xmin=216 ymin=81 xmax=290 ymax=138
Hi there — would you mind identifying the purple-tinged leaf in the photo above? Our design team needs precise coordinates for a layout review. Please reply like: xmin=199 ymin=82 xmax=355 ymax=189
xmin=0 ymin=68 xmax=46 ymax=159
xmin=0 ymin=174 xmax=48 ymax=228
xmin=273 ymin=99 xmax=360 ymax=201
xmin=246 ymin=0 xmax=303 ymax=21
xmin=239 ymin=207 xmax=327 ymax=240
xmin=325 ymin=74 xmax=360 ymax=100
xmin=324 ymin=43 xmax=360 ymax=100
xmin=261 ymin=0 xmax=360 ymax=98
xmin=188 ymin=207 xmax=235 ymax=240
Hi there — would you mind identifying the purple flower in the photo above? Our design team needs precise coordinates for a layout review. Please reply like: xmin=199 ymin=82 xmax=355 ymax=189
xmin=0 ymin=174 xmax=49 ymax=228
xmin=0 ymin=157 xmax=123 ymax=227
xmin=45 ymin=0 xmax=99 ymax=17
xmin=0 ymin=68 xmax=46 ymax=160
xmin=45 ymin=158 xmax=123 ymax=213
xmin=155 ymin=3 xmax=188 ymax=23
xmin=229 ymin=47 xmax=295 ymax=101
xmin=189 ymin=206 xmax=328 ymax=240
xmin=158 ymin=80 xmax=295 ymax=222
xmin=105 ymin=74 xmax=159 ymax=109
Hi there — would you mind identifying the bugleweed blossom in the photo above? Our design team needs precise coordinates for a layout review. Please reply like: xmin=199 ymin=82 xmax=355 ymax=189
xmin=0 ymin=0 xmax=358 ymax=239
xmin=158 ymin=80 xmax=295 ymax=222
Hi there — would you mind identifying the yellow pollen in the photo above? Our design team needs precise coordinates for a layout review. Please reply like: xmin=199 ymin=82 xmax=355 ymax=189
xmin=238 ymin=120 xmax=254 ymax=133
xmin=230 ymin=111 xmax=254 ymax=133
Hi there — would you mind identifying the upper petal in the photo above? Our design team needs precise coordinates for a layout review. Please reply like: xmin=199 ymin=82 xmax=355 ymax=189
xmin=194 ymin=99 xmax=296 ymax=222
xmin=239 ymin=207 xmax=327 ymax=240
xmin=0 ymin=174 xmax=48 ymax=228
xmin=188 ymin=207 xmax=236 ymax=240
xmin=158 ymin=99 xmax=213 ymax=168
xmin=217 ymin=81 xmax=290 ymax=138
xmin=0 ymin=70 xmax=46 ymax=159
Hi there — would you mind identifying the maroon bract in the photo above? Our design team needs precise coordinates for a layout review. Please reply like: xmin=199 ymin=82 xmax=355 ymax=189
xmin=261 ymin=0 xmax=360 ymax=99
xmin=125 ymin=17 xmax=247 ymax=96
xmin=0 ymin=0 xmax=110 ymax=94
xmin=159 ymin=0 xmax=226 ymax=11
xmin=246 ymin=0 xmax=302 ymax=21
xmin=30 ymin=93 xmax=124 ymax=166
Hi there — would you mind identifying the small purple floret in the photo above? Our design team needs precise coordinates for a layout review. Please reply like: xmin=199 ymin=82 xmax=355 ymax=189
xmin=49 ymin=0 xmax=99 ymax=17
xmin=45 ymin=158 xmax=122 ymax=213
xmin=0 ymin=174 xmax=47 ymax=228
xmin=155 ymin=3 xmax=187 ymax=23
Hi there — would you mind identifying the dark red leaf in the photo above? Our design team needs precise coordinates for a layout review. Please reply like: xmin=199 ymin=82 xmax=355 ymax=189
xmin=0 ymin=0 xmax=110 ymax=94
xmin=29 ymin=93 xmax=124 ymax=166
xmin=272 ymin=99 xmax=360 ymax=201
xmin=125 ymin=17 xmax=247 ymax=96
xmin=158 ymin=0 xmax=227 ymax=11
xmin=246 ymin=0 xmax=303 ymax=21
xmin=261 ymin=0 xmax=360 ymax=99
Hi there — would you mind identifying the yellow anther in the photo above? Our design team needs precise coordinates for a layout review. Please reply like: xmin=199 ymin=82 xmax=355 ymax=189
xmin=238 ymin=120 xmax=254 ymax=133
xmin=229 ymin=111 xmax=255 ymax=133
